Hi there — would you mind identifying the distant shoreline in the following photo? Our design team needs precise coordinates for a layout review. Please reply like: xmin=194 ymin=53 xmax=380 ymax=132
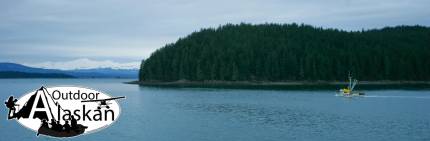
xmin=126 ymin=80 xmax=430 ymax=90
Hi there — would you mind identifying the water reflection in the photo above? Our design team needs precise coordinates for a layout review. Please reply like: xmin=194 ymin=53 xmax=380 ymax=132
xmin=1 ymin=79 xmax=430 ymax=141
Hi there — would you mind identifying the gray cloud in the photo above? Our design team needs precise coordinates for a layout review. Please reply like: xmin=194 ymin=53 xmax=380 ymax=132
xmin=0 ymin=0 xmax=429 ymax=68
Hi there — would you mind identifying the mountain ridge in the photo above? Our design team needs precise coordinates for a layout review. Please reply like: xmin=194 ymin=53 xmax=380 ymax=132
xmin=0 ymin=63 xmax=138 ymax=78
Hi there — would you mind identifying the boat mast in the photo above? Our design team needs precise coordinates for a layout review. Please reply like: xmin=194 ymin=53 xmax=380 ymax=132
xmin=348 ymin=72 xmax=352 ymax=90
xmin=351 ymin=79 xmax=357 ymax=91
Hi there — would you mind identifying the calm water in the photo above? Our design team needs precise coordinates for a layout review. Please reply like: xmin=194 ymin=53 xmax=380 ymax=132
xmin=0 ymin=79 xmax=429 ymax=141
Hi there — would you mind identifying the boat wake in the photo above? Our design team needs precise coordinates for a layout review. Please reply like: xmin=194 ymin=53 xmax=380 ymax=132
xmin=363 ymin=95 xmax=430 ymax=99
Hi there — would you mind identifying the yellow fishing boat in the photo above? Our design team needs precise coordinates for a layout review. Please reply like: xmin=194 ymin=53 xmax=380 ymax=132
xmin=336 ymin=73 xmax=365 ymax=97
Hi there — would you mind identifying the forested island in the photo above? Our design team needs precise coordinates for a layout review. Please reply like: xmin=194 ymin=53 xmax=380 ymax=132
xmin=136 ymin=23 xmax=430 ymax=87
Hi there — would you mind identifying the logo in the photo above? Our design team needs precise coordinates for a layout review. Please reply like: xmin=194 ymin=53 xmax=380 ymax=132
xmin=4 ymin=86 xmax=125 ymax=138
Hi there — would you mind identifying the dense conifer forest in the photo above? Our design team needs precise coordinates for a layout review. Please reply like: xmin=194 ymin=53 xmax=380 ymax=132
xmin=139 ymin=23 xmax=430 ymax=82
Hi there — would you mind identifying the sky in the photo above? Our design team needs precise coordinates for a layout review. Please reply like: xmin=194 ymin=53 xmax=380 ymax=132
xmin=0 ymin=0 xmax=429 ymax=69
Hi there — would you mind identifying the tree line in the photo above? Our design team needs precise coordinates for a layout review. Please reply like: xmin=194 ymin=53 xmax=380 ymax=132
xmin=139 ymin=23 xmax=430 ymax=82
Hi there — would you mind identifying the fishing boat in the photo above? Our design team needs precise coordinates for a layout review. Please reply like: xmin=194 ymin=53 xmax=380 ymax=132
xmin=336 ymin=73 xmax=365 ymax=97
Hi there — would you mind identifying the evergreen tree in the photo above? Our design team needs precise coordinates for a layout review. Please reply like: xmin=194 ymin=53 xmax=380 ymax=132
xmin=139 ymin=23 xmax=430 ymax=82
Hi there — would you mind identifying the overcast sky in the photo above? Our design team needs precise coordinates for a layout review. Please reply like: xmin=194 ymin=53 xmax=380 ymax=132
xmin=0 ymin=0 xmax=429 ymax=69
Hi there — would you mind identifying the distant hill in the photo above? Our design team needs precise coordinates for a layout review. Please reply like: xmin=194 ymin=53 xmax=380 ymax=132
xmin=67 ymin=68 xmax=138 ymax=78
xmin=0 ymin=71 xmax=75 ymax=78
xmin=0 ymin=63 xmax=138 ymax=78
xmin=139 ymin=23 xmax=430 ymax=82
xmin=0 ymin=63 xmax=64 ymax=74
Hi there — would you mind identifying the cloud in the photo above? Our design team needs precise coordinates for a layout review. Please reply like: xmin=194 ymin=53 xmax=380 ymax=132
xmin=0 ymin=0 xmax=429 ymax=66
xmin=24 ymin=58 xmax=140 ymax=70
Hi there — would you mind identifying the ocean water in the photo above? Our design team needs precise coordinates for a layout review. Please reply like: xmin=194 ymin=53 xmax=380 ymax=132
xmin=0 ymin=79 xmax=429 ymax=141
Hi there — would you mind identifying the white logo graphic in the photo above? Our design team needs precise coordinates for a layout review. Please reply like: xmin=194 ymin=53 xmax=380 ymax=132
xmin=5 ymin=86 xmax=125 ymax=138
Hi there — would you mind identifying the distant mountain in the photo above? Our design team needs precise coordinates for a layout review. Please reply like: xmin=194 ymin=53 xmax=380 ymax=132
xmin=0 ymin=63 xmax=138 ymax=78
xmin=0 ymin=63 xmax=64 ymax=74
xmin=0 ymin=71 xmax=75 ymax=78
xmin=67 ymin=68 xmax=138 ymax=78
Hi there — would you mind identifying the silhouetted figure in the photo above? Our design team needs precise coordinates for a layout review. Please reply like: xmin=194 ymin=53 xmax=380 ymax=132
xmin=41 ymin=119 xmax=49 ymax=128
xmin=56 ymin=121 xmax=62 ymax=131
xmin=50 ymin=119 xmax=58 ymax=130
xmin=37 ymin=119 xmax=50 ymax=136
xmin=13 ymin=90 xmax=50 ymax=120
xmin=71 ymin=116 xmax=78 ymax=130
xmin=63 ymin=121 xmax=71 ymax=133
xmin=5 ymin=96 xmax=18 ymax=119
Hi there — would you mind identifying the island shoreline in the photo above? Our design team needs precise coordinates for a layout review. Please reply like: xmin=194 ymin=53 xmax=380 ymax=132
xmin=126 ymin=80 xmax=430 ymax=90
